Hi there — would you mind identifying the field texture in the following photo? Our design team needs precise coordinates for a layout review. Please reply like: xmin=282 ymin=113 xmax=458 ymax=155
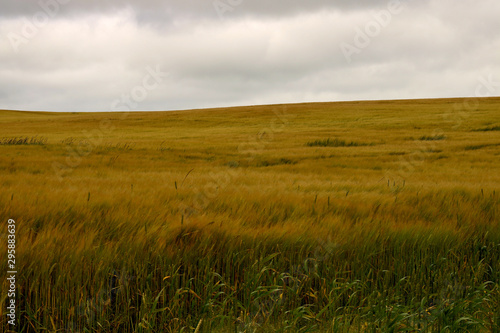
xmin=1 ymin=98 xmax=500 ymax=332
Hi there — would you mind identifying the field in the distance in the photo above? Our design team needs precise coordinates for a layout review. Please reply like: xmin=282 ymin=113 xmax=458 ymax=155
xmin=1 ymin=97 xmax=499 ymax=332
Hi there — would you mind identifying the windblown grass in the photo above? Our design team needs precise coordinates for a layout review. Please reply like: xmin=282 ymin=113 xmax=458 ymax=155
xmin=0 ymin=97 xmax=499 ymax=332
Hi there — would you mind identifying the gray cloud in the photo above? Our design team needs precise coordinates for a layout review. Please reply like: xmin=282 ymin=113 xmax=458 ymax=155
xmin=0 ymin=0 xmax=498 ymax=111
xmin=0 ymin=0 xmax=416 ymax=19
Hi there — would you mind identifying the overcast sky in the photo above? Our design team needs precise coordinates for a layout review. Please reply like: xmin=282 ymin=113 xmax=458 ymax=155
xmin=0 ymin=0 xmax=499 ymax=111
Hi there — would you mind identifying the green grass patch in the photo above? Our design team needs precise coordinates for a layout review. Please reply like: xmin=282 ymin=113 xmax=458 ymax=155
xmin=419 ymin=134 xmax=447 ymax=141
xmin=256 ymin=157 xmax=297 ymax=167
xmin=464 ymin=143 xmax=500 ymax=151
xmin=473 ymin=125 xmax=500 ymax=132
xmin=306 ymin=138 xmax=372 ymax=147
xmin=0 ymin=136 xmax=47 ymax=145
xmin=423 ymin=148 xmax=443 ymax=153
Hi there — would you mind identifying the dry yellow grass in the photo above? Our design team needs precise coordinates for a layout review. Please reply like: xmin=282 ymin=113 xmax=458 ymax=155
xmin=0 ymin=97 xmax=499 ymax=332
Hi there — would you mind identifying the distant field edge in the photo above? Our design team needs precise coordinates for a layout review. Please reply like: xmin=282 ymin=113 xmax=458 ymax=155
xmin=1 ymin=95 xmax=499 ymax=115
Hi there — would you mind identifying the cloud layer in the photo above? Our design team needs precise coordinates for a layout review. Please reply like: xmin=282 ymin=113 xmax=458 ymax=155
xmin=0 ymin=0 xmax=499 ymax=111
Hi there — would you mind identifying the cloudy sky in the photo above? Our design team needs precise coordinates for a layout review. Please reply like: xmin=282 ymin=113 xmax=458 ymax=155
xmin=0 ymin=0 xmax=499 ymax=112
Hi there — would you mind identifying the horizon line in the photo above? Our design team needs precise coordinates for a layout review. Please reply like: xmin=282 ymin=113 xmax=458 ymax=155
xmin=1 ymin=95 xmax=499 ymax=114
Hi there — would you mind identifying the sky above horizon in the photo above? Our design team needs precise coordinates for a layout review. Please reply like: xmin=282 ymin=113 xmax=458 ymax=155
xmin=0 ymin=0 xmax=499 ymax=112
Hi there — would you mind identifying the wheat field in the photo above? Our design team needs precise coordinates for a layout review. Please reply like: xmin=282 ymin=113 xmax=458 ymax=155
xmin=1 ymin=97 xmax=499 ymax=332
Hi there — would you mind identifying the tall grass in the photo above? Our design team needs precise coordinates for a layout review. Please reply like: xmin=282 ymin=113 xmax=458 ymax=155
xmin=1 ymin=98 xmax=500 ymax=332
xmin=5 ymin=214 xmax=499 ymax=332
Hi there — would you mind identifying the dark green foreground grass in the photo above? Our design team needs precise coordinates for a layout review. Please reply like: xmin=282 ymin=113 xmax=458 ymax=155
xmin=9 ymin=222 xmax=500 ymax=332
